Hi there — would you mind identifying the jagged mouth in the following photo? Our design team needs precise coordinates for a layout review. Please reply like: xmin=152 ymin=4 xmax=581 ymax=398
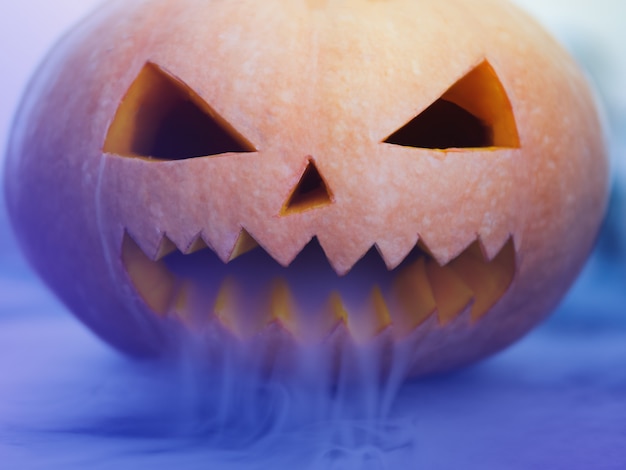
xmin=122 ymin=232 xmax=516 ymax=342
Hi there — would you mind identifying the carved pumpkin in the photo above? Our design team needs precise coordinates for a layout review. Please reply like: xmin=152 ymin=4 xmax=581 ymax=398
xmin=4 ymin=0 xmax=608 ymax=376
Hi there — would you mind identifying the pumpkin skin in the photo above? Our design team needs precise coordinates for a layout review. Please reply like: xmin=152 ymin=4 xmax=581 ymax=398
xmin=4 ymin=0 xmax=608 ymax=376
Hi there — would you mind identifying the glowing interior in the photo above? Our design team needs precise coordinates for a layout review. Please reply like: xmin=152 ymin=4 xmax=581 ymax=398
xmin=122 ymin=233 xmax=516 ymax=341
xmin=281 ymin=159 xmax=334 ymax=215
xmin=103 ymin=62 xmax=256 ymax=160
xmin=384 ymin=60 xmax=520 ymax=149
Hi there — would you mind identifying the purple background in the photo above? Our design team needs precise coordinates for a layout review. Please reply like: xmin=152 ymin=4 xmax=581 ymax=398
xmin=1 ymin=1 xmax=625 ymax=468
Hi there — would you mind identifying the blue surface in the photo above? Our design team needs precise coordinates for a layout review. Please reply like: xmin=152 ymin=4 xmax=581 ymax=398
xmin=1 ymin=189 xmax=625 ymax=469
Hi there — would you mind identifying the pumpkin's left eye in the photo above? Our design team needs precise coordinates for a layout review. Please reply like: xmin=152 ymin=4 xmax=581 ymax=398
xmin=104 ymin=62 xmax=256 ymax=160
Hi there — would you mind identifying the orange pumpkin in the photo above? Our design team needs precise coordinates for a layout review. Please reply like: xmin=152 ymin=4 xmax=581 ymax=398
xmin=4 ymin=0 xmax=608 ymax=376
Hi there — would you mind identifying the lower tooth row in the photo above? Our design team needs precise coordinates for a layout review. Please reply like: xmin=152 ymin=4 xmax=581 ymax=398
xmin=208 ymin=280 xmax=394 ymax=342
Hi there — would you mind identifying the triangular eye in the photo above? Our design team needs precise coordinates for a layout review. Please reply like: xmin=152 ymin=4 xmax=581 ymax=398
xmin=104 ymin=62 xmax=256 ymax=160
xmin=384 ymin=60 xmax=520 ymax=150
xmin=281 ymin=159 xmax=333 ymax=215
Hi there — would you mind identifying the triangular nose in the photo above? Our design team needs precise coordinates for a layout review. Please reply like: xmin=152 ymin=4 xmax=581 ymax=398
xmin=281 ymin=158 xmax=333 ymax=215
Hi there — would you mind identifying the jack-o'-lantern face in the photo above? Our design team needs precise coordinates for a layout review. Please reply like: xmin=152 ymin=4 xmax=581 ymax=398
xmin=4 ymin=0 xmax=608 ymax=375
xmin=104 ymin=59 xmax=519 ymax=340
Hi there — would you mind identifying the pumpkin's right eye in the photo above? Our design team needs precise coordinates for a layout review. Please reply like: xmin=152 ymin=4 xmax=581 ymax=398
xmin=383 ymin=60 xmax=520 ymax=150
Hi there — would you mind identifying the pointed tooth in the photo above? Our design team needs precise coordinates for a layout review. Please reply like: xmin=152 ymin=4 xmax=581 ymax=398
xmin=391 ymin=257 xmax=437 ymax=335
xmin=126 ymin=227 xmax=162 ymax=261
xmin=202 ymin=225 xmax=243 ymax=263
xmin=167 ymin=231 xmax=202 ymax=256
xmin=318 ymin=291 xmax=348 ymax=338
xmin=464 ymin=238 xmax=486 ymax=260
xmin=264 ymin=280 xmax=297 ymax=334
xmin=254 ymin=231 xmax=313 ymax=266
xmin=442 ymin=301 xmax=474 ymax=330
xmin=122 ymin=233 xmax=176 ymax=315
xmin=453 ymin=237 xmax=515 ymax=320
xmin=418 ymin=236 xmax=457 ymax=266
xmin=449 ymin=241 xmax=514 ymax=320
xmin=213 ymin=278 xmax=300 ymax=339
xmin=420 ymin=233 xmax=479 ymax=267
xmin=479 ymin=228 xmax=514 ymax=262
xmin=348 ymin=286 xmax=391 ymax=342
xmin=426 ymin=259 xmax=475 ymax=325
xmin=155 ymin=235 xmax=177 ymax=260
xmin=229 ymin=229 xmax=259 ymax=261
xmin=185 ymin=235 xmax=209 ymax=254
xmin=417 ymin=238 xmax=435 ymax=258
xmin=317 ymin=233 xmax=374 ymax=275
xmin=213 ymin=277 xmax=244 ymax=336
xmin=375 ymin=233 xmax=419 ymax=270
xmin=450 ymin=254 xmax=498 ymax=320
xmin=371 ymin=287 xmax=392 ymax=331
xmin=492 ymin=237 xmax=516 ymax=271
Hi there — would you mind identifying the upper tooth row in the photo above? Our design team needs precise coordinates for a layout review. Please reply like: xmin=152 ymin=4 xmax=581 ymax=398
xmin=126 ymin=225 xmax=512 ymax=274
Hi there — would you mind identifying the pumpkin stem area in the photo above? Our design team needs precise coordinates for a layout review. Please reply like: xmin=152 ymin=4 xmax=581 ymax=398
xmin=121 ymin=231 xmax=516 ymax=345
